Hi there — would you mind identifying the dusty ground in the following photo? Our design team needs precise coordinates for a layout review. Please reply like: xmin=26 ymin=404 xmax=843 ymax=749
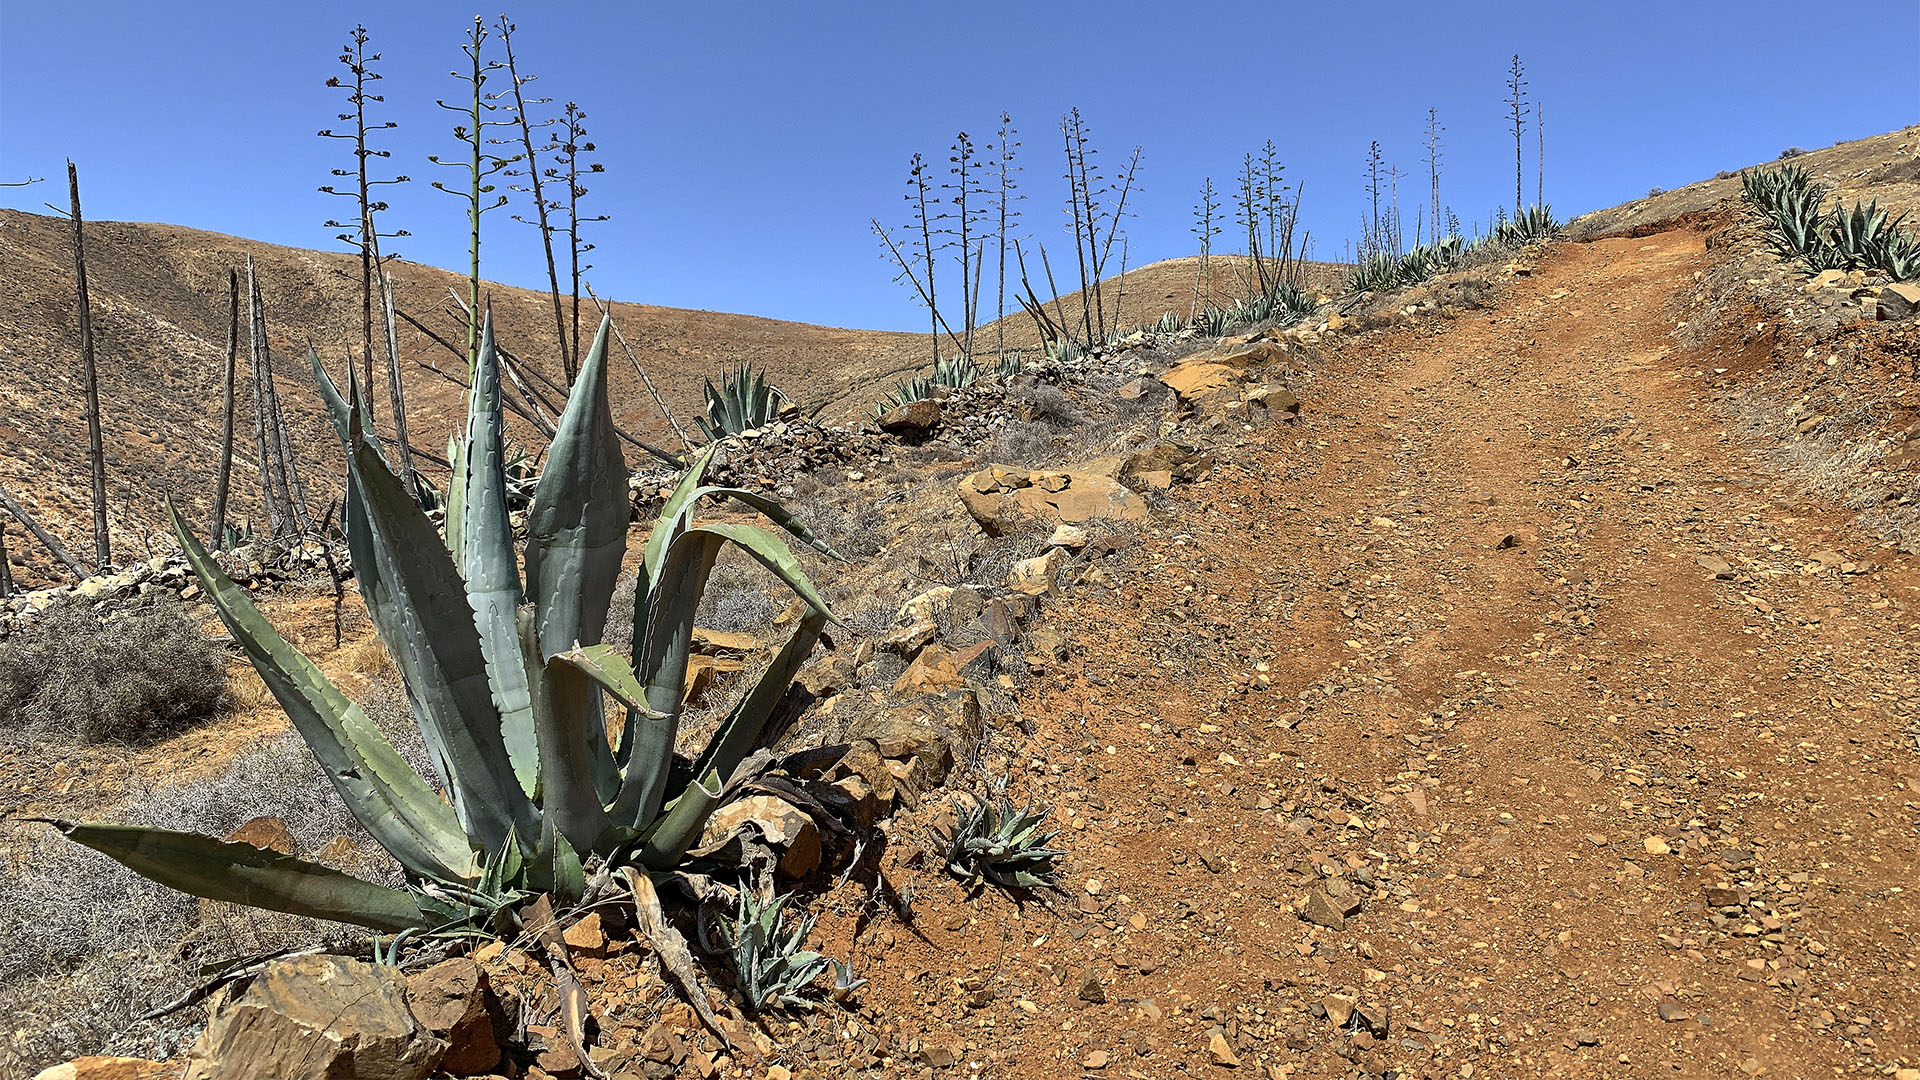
xmin=826 ymin=228 xmax=1920 ymax=1078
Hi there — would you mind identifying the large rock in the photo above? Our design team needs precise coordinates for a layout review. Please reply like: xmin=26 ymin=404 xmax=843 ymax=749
xmin=958 ymin=465 xmax=1149 ymax=536
xmin=1006 ymin=549 xmax=1067 ymax=597
xmin=1205 ymin=339 xmax=1292 ymax=369
xmin=1157 ymin=361 xmax=1241 ymax=401
xmin=845 ymin=690 xmax=983 ymax=797
xmin=406 ymin=959 xmax=503 ymax=1076
xmin=877 ymin=398 xmax=940 ymax=434
xmin=892 ymin=641 xmax=993 ymax=696
xmin=184 ymin=955 xmax=447 ymax=1080
xmin=701 ymin=794 xmax=823 ymax=877
xmin=1878 ymin=282 xmax=1920 ymax=321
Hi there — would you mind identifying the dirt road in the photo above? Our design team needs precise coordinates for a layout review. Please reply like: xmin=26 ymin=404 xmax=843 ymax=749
xmin=863 ymin=230 xmax=1920 ymax=1078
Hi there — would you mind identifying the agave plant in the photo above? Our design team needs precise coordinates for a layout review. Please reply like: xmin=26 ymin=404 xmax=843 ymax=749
xmin=1493 ymin=204 xmax=1561 ymax=246
xmin=872 ymin=373 xmax=936 ymax=418
xmin=932 ymin=355 xmax=980 ymax=390
xmin=942 ymin=797 xmax=1065 ymax=891
xmin=993 ymin=351 xmax=1027 ymax=382
xmin=1346 ymin=252 xmax=1399 ymax=294
xmin=695 ymin=362 xmax=787 ymax=440
xmin=34 ymin=314 xmax=837 ymax=933
xmin=1153 ymin=310 xmax=1183 ymax=335
xmin=1884 ymin=231 xmax=1920 ymax=281
xmin=502 ymin=442 xmax=541 ymax=512
xmin=1195 ymin=305 xmax=1231 ymax=337
xmin=725 ymin=888 xmax=842 ymax=1012
xmin=1045 ymin=338 xmax=1084 ymax=363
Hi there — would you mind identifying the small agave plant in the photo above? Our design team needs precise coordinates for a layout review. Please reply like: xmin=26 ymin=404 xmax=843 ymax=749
xmin=1346 ymin=252 xmax=1400 ymax=294
xmin=34 ymin=314 xmax=837 ymax=933
xmin=932 ymin=355 xmax=980 ymax=390
xmin=871 ymin=373 xmax=935 ymax=418
xmin=942 ymin=797 xmax=1066 ymax=892
xmin=724 ymin=888 xmax=853 ymax=1012
xmin=695 ymin=362 xmax=787 ymax=439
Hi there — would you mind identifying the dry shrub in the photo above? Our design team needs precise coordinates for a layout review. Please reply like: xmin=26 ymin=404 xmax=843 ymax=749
xmin=0 ymin=705 xmax=433 ymax=1074
xmin=0 ymin=594 xmax=233 ymax=747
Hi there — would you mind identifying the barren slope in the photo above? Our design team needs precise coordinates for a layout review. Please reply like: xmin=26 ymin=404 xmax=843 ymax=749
xmin=0 ymin=209 xmax=925 ymax=583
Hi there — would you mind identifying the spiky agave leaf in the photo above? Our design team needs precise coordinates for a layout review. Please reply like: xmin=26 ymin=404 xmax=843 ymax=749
xmin=616 ymin=522 xmax=833 ymax=829
xmin=30 ymin=820 xmax=434 ymax=933
xmin=166 ymin=500 xmax=477 ymax=883
xmin=344 ymin=412 xmax=540 ymax=860
xmin=460 ymin=313 xmax=537 ymax=791
xmin=695 ymin=362 xmax=786 ymax=438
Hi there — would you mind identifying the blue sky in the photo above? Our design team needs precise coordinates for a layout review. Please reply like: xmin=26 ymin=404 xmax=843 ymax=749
xmin=2 ymin=1 xmax=1914 ymax=332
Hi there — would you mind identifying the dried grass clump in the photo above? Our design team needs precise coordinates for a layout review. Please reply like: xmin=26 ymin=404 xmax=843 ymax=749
xmin=0 ymin=594 xmax=234 ymax=747
xmin=0 ymin=712 xmax=433 ymax=1073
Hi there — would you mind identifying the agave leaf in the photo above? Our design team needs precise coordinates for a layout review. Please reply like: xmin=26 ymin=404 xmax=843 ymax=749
xmin=528 ymin=814 xmax=586 ymax=903
xmin=525 ymin=315 xmax=630 ymax=662
xmin=346 ymin=428 xmax=538 ymax=859
xmin=687 ymin=523 xmax=834 ymax=622
xmin=308 ymin=347 xmax=388 ymax=466
xmin=672 ymin=486 xmax=843 ymax=562
xmin=620 ymin=868 xmax=730 ymax=1043
xmin=632 ymin=446 xmax=717 ymax=659
xmin=688 ymin=609 xmax=828 ymax=791
xmin=33 ymin=820 xmax=428 ymax=933
xmin=167 ymin=501 xmax=476 ymax=882
xmin=637 ymin=770 xmax=722 ymax=869
xmin=461 ymin=314 xmax=536 ymax=791
xmin=613 ymin=528 xmax=726 ymax=828
xmin=445 ymin=432 xmax=467 ymax=561
xmin=553 ymin=642 xmax=660 ymax=719
xmin=618 ymin=522 xmax=831 ymax=827
xmin=522 ymin=610 xmax=614 ymax=854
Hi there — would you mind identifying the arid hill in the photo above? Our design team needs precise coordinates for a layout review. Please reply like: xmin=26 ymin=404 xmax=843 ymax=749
xmin=0 ymin=209 xmax=936 ymax=584
xmin=0 ymin=207 xmax=1340 ymax=586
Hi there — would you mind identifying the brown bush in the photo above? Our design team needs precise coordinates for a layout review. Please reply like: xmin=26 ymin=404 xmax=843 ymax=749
xmin=0 ymin=593 xmax=235 ymax=746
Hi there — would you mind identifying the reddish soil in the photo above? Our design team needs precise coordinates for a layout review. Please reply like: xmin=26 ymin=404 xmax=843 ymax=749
xmin=830 ymin=229 xmax=1920 ymax=1078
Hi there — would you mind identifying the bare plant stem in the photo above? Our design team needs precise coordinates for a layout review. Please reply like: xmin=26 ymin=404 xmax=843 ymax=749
xmin=498 ymin=18 xmax=572 ymax=381
xmin=586 ymin=283 xmax=694 ymax=452
xmin=210 ymin=269 xmax=240 ymax=547
xmin=66 ymin=162 xmax=110 ymax=571
xmin=0 ymin=483 xmax=85 ymax=579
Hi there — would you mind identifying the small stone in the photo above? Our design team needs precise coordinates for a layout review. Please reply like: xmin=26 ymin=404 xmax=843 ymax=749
xmin=918 ymin=1031 xmax=964 ymax=1067
xmin=1207 ymin=1031 xmax=1241 ymax=1068
xmin=1301 ymin=890 xmax=1347 ymax=930
xmin=1573 ymin=1029 xmax=1601 ymax=1047
xmin=1877 ymin=281 xmax=1920 ymax=320
xmin=1047 ymin=524 xmax=1089 ymax=550
xmin=1695 ymin=555 xmax=1735 ymax=579
xmin=1196 ymin=849 xmax=1225 ymax=873
xmin=1656 ymin=1000 xmax=1690 ymax=1023
xmin=1083 ymin=1049 xmax=1110 ymax=1069
xmin=29 ymin=1059 xmax=173 ymax=1080
xmin=1321 ymin=992 xmax=1357 ymax=1028
xmin=561 ymin=911 xmax=607 ymax=956
xmin=1077 ymin=969 xmax=1107 ymax=1004
xmin=1643 ymin=836 xmax=1671 ymax=856
xmin=407 ymin=958 xmax=503 ymax=1076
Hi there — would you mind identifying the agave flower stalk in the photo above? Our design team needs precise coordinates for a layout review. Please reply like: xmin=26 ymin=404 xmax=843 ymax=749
xmin=36 ymin=314 xmax=839 ymax=931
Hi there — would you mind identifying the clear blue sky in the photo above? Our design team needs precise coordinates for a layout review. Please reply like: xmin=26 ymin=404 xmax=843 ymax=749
xmin=2 ymin=1 xmax=1914 ymax=332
